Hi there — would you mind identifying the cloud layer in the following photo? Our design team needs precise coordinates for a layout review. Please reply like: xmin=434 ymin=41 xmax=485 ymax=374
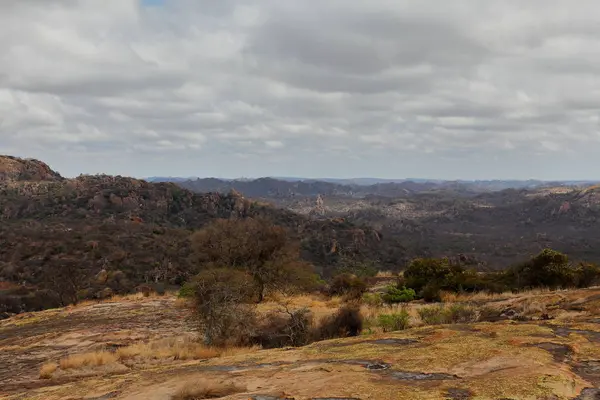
xmin=2 ymin=0 xmax=600 ymax=179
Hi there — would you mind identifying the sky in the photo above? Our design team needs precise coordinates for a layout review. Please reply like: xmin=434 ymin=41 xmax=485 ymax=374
xmin=1 ymin=1 xmax=600 ymax=180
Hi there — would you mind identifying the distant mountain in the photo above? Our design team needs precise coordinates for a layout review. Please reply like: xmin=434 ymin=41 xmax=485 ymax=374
xmin=176 ymin=177 xmax=599 ymax=199
xmin=145 ymin=176 xmax=198 ymax=183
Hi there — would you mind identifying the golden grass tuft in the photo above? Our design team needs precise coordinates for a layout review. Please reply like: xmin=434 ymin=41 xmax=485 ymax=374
xmin=171 ymin=380 xmax=242 ymax=400
xmin=59 ymin=351 xmax=118 ymax=370
xmin=115 ymin=338 xmax=220 ymax=361
xmin=219 ymin=345 xmax=261 ymax=358
xmin=115 ymin=337 xmax=259 ymax=362
xmin=39 ymin=362 xmax=58 ymax=379
xmin=440 ymin=288 xmax=557 ymax=304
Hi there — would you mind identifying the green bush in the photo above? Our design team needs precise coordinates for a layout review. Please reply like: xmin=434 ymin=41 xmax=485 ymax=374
xmin=382 ymin=286 xmax=416 ymax=304
xmin=377 ymin=310 xmax=410 ymax=332
xmin=178 ymin=282 xmax=196 ymax=298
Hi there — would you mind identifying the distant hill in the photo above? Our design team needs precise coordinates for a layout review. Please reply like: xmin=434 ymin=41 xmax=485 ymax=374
xmin=174 ymin=176 xmax=598 ymax=199
xmin=173 ymin=175 xmax=600 ymax=270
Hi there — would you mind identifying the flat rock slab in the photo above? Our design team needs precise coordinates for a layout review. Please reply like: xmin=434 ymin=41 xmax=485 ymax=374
xmin=528 ymin=342 xmax=573 ymax=363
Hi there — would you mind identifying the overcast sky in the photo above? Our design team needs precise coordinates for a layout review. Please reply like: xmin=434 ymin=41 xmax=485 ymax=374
xmin=2 ymin=0 xmax=600 ymax=180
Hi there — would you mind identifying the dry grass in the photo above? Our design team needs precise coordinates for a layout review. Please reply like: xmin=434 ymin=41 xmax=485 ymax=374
xmin=59 ymin=351 xmax=118 ymax=370
xmin=440 ymin=288 xmax=557 ymax=304
xmin=116 ymin=337 xmax=260 ymax=361
xmin=72 ymin=292 xmax=177 ymax=309
xmin=219 ymin=345 xmax=261 ymax=358
xmin=50 ymin=337 xmax=260 ymax=375
xmin=171 ymin=380 xmax=242 ymax=400
xmin=174 ymin=297 xmax=192 ymax=309
xmin=116 ymin=337 xmax=220 ymax=361
xmin=39 ymin=362 xmax=58 ymax=379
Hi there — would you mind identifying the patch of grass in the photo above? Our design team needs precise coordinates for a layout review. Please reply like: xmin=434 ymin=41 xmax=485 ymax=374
xmin=417 ymin=304 xmax=478 ymax=325
xmin=171 ymin=380 xmax=242 ymax=400
xmin=39 ymin=362 xmax=58 ymax=379
xmin=377 ymin=310 xmax=410 ymax=332
xmin=59 ymin=351 xmax=118 ymax=370
xmin=115 ymin=337 xmax=260 ymax=361
xmin=362 ymin=292 xmax=383 ymax=307
xmin=116 ymin=337 xmax=221 ymax=361
xmin=417 ymin=305 xmax=447 ymax=325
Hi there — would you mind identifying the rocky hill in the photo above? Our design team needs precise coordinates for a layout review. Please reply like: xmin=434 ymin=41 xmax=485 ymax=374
xmin=0 ymin=156 xmax=402 ymax=315
xmin=0 ymin=155 xmax=63 ymax=183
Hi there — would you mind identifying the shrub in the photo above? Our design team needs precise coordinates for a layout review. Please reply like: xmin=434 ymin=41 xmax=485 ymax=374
xmin=329 ymin=274 xmax=367 ymax=300
xmin=575 ymin=262 xmax=600 ymax=288
xmin=418 ymin=305 xmax=447 ymax=325
xmin=418 ymin=304 xmax=478 ymax=325
xmin=191 ymin=268 xmax=258 ymax=346
xmin=445 ymin=304 xmax=478 ymax=323
xmin=178 ymin=282 xmax=196 ymax=298
xmin=382 ymin=286 xmax=416 ymax=304
xmin=254 ymin=307 xmax=313 ymax=348
xmin=316 ymin=305 xmax=363 ymax=340
xmin=362 ymin=292 xmax=383 ymax=307
xmin=403 ymin=258 xmax=454 ymax=292
xmin=377 ymin=310 xmax=410 ymax=332
xmin=420 ymin=283 xmax=442 ymax=302
xmin=39 ymin=363 xmax=58 ymax=379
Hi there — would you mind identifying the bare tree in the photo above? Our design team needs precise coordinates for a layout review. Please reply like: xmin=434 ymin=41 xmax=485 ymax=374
xmin=192 ymin=218 xmax=316 ymax=302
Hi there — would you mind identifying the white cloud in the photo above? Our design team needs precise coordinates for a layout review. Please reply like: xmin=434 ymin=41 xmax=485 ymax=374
xmin=265 ymin=140 xmax=284 ymax=149
xmin=1 ymin=0 xmax=600 ymax=179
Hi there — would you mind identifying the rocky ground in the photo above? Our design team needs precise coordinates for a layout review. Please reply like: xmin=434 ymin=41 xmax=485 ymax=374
xmin=2 ymin=289 xmax=600 ymax=400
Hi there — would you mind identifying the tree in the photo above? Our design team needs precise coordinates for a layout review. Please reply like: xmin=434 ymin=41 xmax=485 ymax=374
xmin=192 ymin=218 xmax=316 ymax=301
xmin=43 ymin=259 xmax=90 ymax=306
xmin=508 ymin=249 xmax=575 ymax=289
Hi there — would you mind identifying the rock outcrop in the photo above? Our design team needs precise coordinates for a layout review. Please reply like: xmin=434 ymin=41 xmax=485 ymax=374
xmin=0 ymin=155 xmax=63 ymax=182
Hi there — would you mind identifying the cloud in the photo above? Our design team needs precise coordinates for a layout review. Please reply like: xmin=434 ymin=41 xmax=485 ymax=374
xmin=1 ymin=0 xmax=600 ymax=179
